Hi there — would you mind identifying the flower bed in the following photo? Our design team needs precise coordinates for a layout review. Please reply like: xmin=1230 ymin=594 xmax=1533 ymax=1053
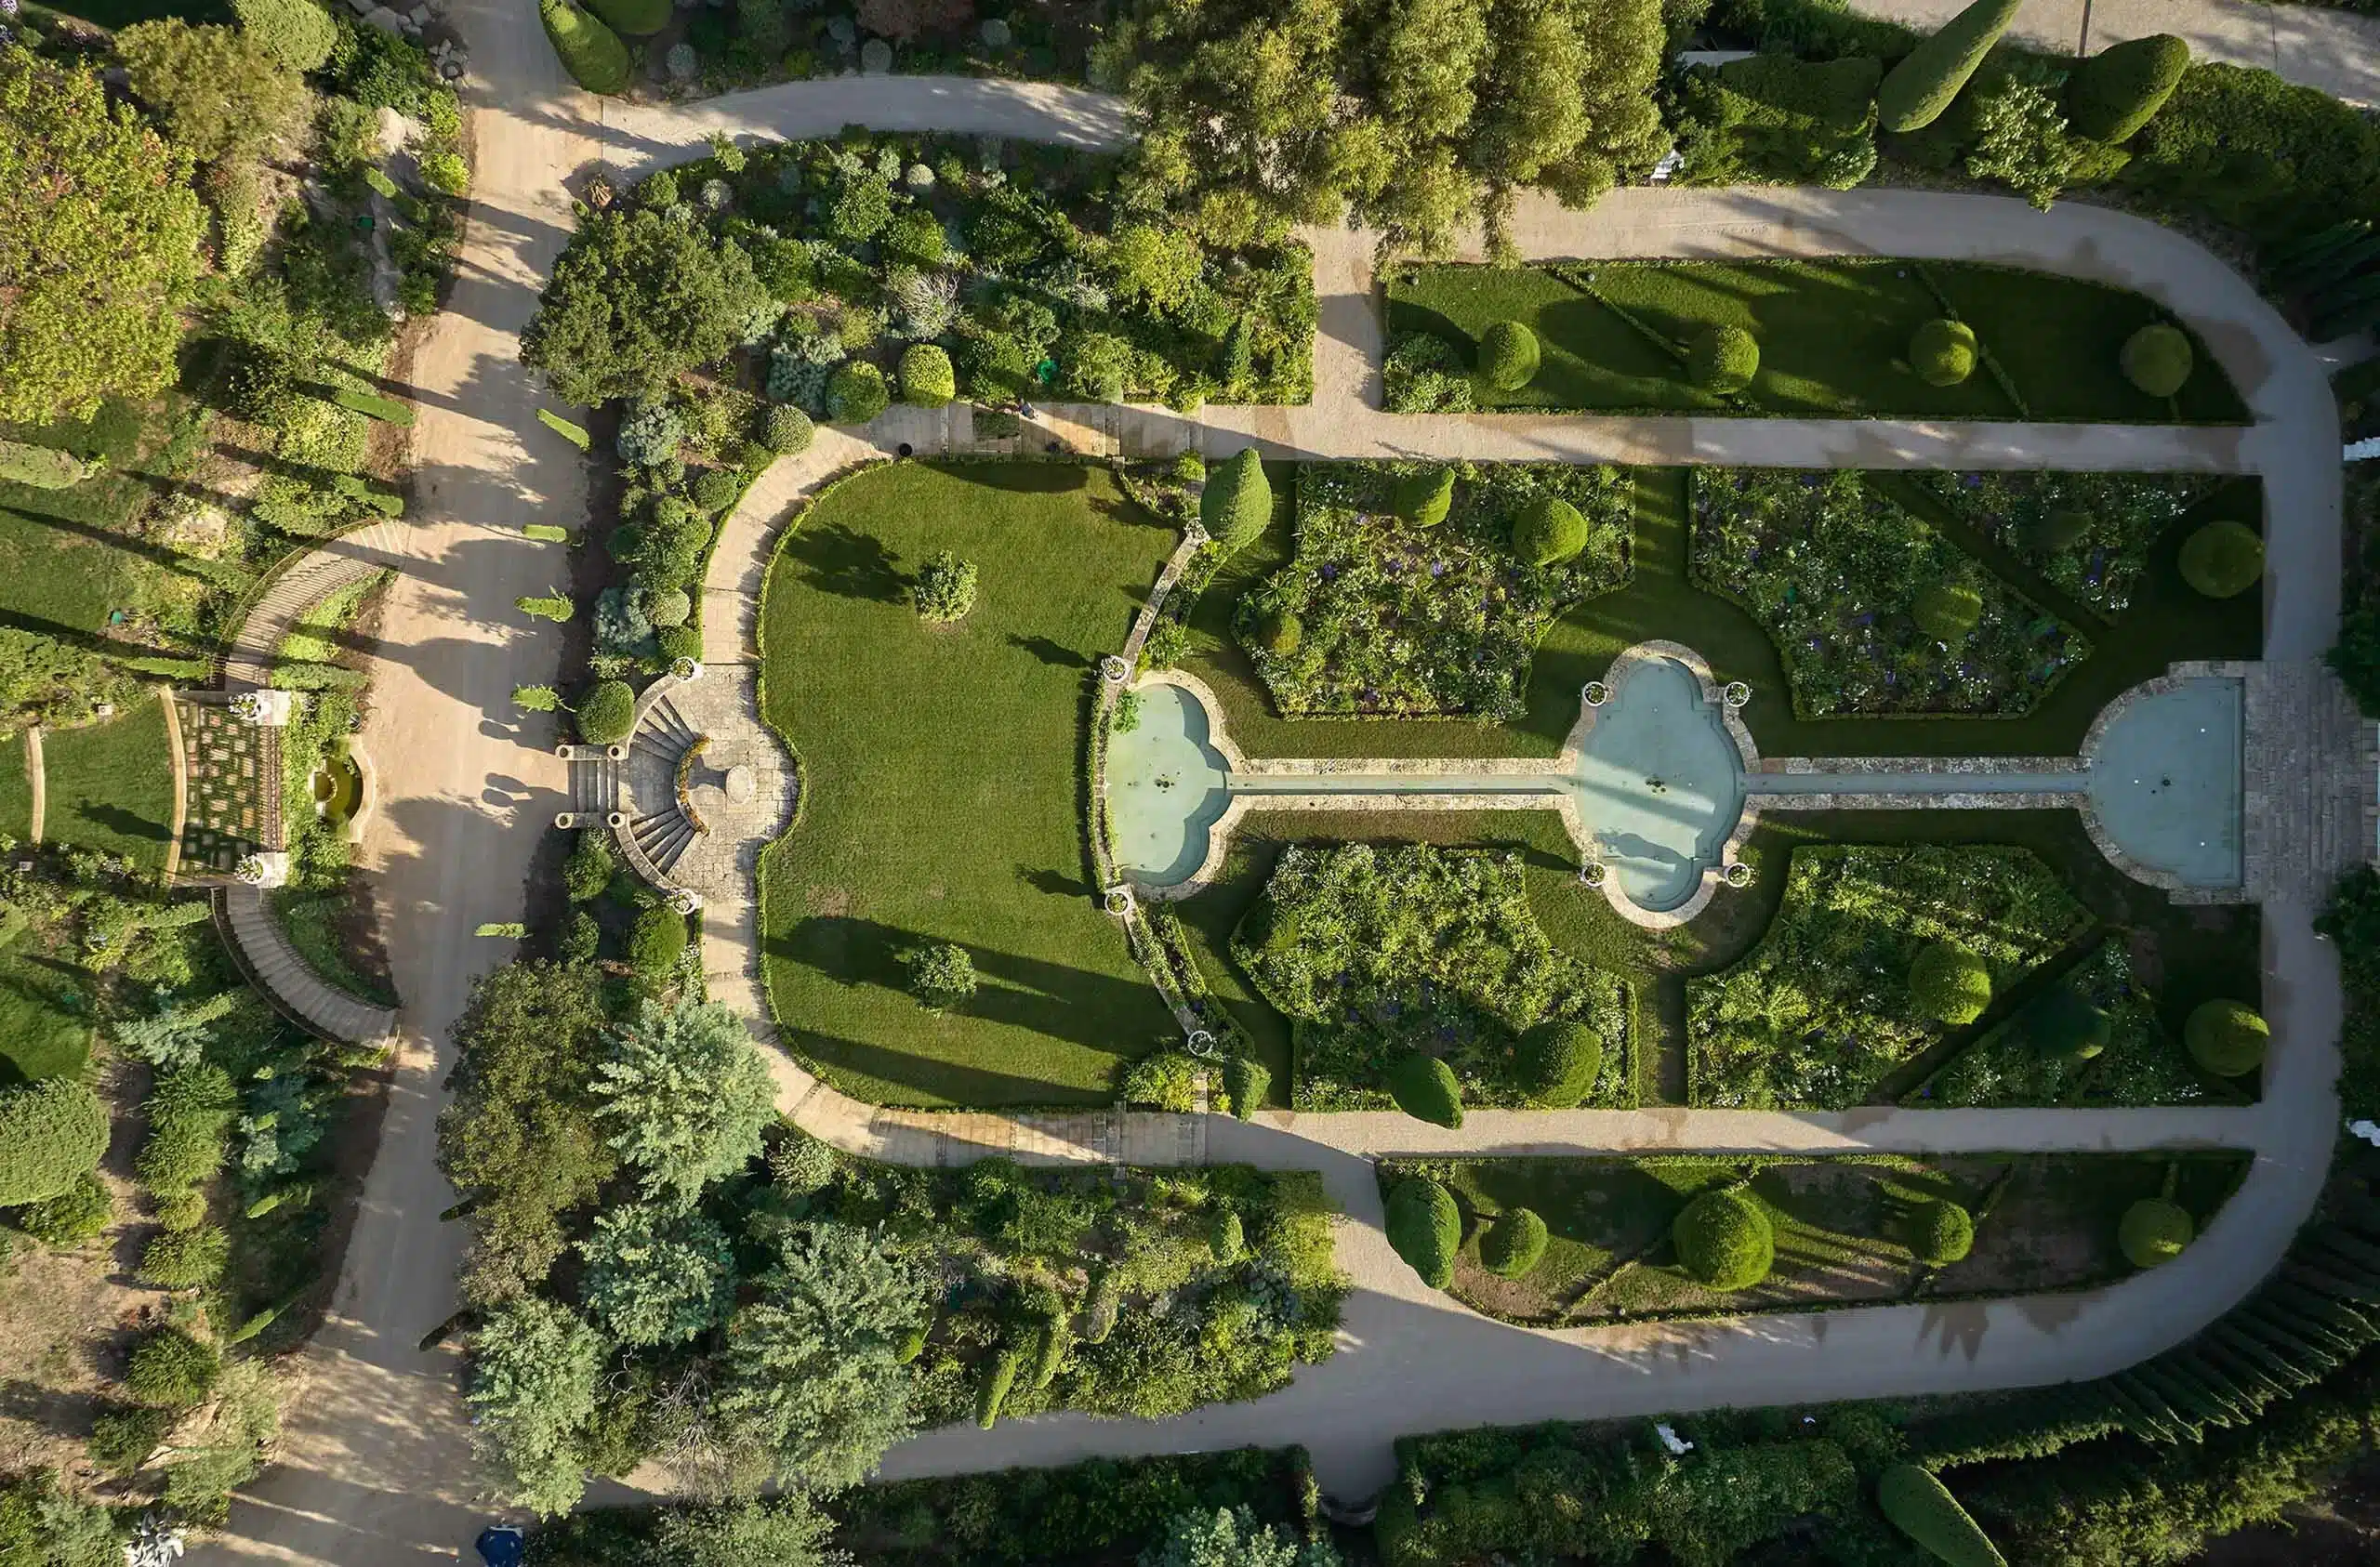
xmin=1233 ymin=843 xmax=1629 ymax=1110
xmin=1911 ymin=470 xmax=2215 ymax=615
xmin=1687 ymin=846 xmax=2087 ymax=1108
xmin=1911 ymin=939 xmax=2211 ymax=1108
xmin=1239 ymin=463 xmax=1632 ymax=721
xmin=1690 ymin=468 xmax=2090 ymax=716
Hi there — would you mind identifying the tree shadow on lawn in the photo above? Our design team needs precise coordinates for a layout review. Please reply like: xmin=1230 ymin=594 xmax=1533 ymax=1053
xmin=1006 ymin=633 xmax=1086 ymax=669
xmin=791 ymin=1028 xmax=1119 ymax=1109
xmin=782 ymin=521 xmax=909 ymax=604
xmin=63 ymin=802 xmax=173 ymax=849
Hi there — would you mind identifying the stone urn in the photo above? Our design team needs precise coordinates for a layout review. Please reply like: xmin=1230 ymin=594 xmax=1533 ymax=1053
xmin=1724 ymin=861 xmax=1754 ymax=889
xmin=1101 ymin=655 xmax=1131 ymax=685
xmin=1724 ymin=681 xmax=1752 ymax=709
xmin=1580 ymin=861 xmax=1608 ymax=889
xmin=1104 ymin=884 xmax=1135 ymax=916
xmin=1583 ymin=680 xmax=1610 ymax=708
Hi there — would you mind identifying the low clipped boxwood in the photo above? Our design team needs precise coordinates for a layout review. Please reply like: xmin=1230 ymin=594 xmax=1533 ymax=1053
xmin=2178 ymin=520 xmax=2264 ymax=599
xmin=1672 ymin=1187 xmax=1775 ymax=1290
xmin=1480 ymin=1207 xmax=1549 ymax=1278
xmin=1877 ymin=1463 xmax=2008 ymax=1567
xmin=538 ymin=0 xmax=630 ymax=94
xmin=760 ymin=404 xmax=814 ymax=455
xmin=1385 ymin=1176 xmax=1461 ymax=1289
xmin=1910 ymin=319 xmax=1977 ymax=387
xmin=2119 ymin=1197 xmax=2193 ymax=1267
xmin=2185 ymin=998 xmax=2268 ymax=1077
xmin=2020 ymin=984 xmax=2110 ymax=1064
xmin=1395 ymin=466 xmax=1455 ymax=527
xmin=1510 ymin=496 xmax=1590 ymax=567
xmin=629 ymin=905 xmax=689 ymax=978
xmin=900 ymin=343 xmax=957 ymax=407
xmin=0 ymin=1078 xmax=108 ymax=1207
xmin=1518 ymin=1020 xmax=1602 ymax=1109
xmin=576 ymin=679 xmax=635 ymax=744
xmin=1387 ymin=1052 xmax=1463 ymax=1128
xmin=1911 ymin=582 xmax=1983 ymax=641
xmin=1908 ymin=1198 xmax=1976 ymax=1265
xmin=1689 ymin=324 xmax=1760 ymax=393
xmin=975 ymin=1346 xmax=1020 ymax=1427
xmin=1909 ymin=941 xmax=1991 ymax=1025
xmin=826 ymin=361 xmax=891 ymax=424
xmin=2120 ymin=323 xmax=2194 ymax=397
xmin=1476 ymin=321 xmax=1540 ymax=391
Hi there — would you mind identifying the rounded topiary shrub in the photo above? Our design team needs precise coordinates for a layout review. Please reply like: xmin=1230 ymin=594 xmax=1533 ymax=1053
xmin=0 ymin=1078 xmax=109 ymax=1207
xmin=2068 ymin=32 xmax=2191 ymax=144
xmin=1908 ymin=1199 xmax=1976 ymax=1265
xmin=1387 ymin=1052 xmax=1464 ymax=1129
xmin=1511 ymin=496 xmax=1590 ymax=567
xmin=1395 ymin=467 xmax=1455 ymax=527
xmin=1257 ymin=608 xmax=1302 ymax=656
xmin=629 ymin=906 xmax=689 ymax=978
xmin=2185 ymin=998 xmax=2269 ymax=1077
xmin=2022 ymin=984 xmax=2110 ymax=1064
xmin=125 ymin=1328 xmax=221 ymax=1409
xmin=1201 ymin=449 xmax=1274 ymax=552
xmin=1518 ymin=1020 xmax=1603 ymax=1109
xmin=644 ymin=587 xmax=692 ymax=628
xmin=900 ymin=343 xmax=957 ymax=407
xmin=1877 ymin=1463 xmax=2006 ymax=1567
xmin=2120 ymin=1197 xmax=2193 ymax=1268
xmin=1910 ymin=318 xmax=1977 ymax=387
xmin=2121 ymin=323 xmax=2194 ymax=397
xmin=826 ymin=361 xmax=891 ymax=424
xmin=1480 ymin=1208 xmax=1549 ymax=1278
xmin=576 ymin=679 xmax=635 ymax=744
xmin=1690 ymin=325 xmax=1760 ymax=393
xmin=1476 ymin=321 xmax=1540 ymax=392
xmin=2178 ymin=520 xmax=2264 ymax=599
xmin=1673 ymin=1188 xmax=1775 ymax=1290
xmin=1385 ymin=1177 xmax=1461 ymax=1289
xmin=1912 ymin=582 xmax=1984 ymax=641
xmin=692 ymin=467 xmax=739 ymax=512
xmin=1910 ymin=941 xmax=1991 ymax=1025
xmin=2028 ymin=508 xmax=2093 ymax=552
xmin=760 ymin=404 xmax=814 ymax=455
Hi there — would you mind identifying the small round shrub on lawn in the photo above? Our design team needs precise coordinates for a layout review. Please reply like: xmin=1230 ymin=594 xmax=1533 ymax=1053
xmin=2028 ymin=508 xmax=2093 ymax=551
xmin=125 ymin=1327 xmax=220 ymax=1408
xmin=1476 ymin=321 xmax=1540 ymax=391
xmin=901 ymin=942 xmax=976 ymax=1011
xmin=913 ymin=550 xmax=978 ymax=623
xmin=2185 ymin=998 xmax=2268 ymax=1077
xmin=1690 ymin=325 xmax=1760 ymax=393
xmin=1518 ymin=1020 xmax=1602 ymax=1109
xmin=1480 ymin=1207 xmax=1549 ymax=1278
xmin=760 ymin=404 xmax=814 ymax=455
xmin=1912 ymin=582 xmax=1984 ymax=641
xmin=2178 ymin=520 xmax=2264 ymax=599
xmin=0 ymin=1078 xmax=109 ymax=1207
xmin=1395 ymin=467 xmax=1455 ymax=527
xmin=1511 ymin=496 xmax=1590 ymax=567
xmin=1910 ymin=941 xmax=1991 ymax=1024
xmin=826 ymin=361 xmax=891 ymax=424
xmin=1201 ymin=449 xmax=1273 ymax=552
xmin=1907 ymin=1198 xmax=1976 ymax=1265
xmin=1387 ymin=1052 xmax=1463 ymax=1128
xmin=2021 ymin=984 xmax=2110 ymax=1064
xmin=2120 ymin=1197 xmax=2193 ymax=1267
xmin=900 ymin=343 xmax=957 ymax=407
xmin=1673 ymin=1188 xmax=1775 ymax=1290
xmin=2121 ymin=323 xmax=2194 ymax=397
xmin=1385 ymin=1176 xmax=1461 ymax=1289
xmin=1910 ymin=319 xmax=1977 ymax=387
xmin=576 ymin=679 xmax=635 ymax=744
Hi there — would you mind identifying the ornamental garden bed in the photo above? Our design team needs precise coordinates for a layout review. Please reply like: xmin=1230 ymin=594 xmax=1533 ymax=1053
xmin=1387 ymin=1151 xmax=2248 ymax=1328
xmin=1690 ymin=468 xmax=2090 ymax=718
xmin=1910 ymin=470 xmax=2215 ymax=619
xmin=1383 ymin=258 xmax=2247 ymax=423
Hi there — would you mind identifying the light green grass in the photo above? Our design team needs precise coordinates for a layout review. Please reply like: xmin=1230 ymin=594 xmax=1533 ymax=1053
xmin=40 ymin=697 xmax=176 ymax=873
xmin=1387 ymin=259 xmax=2249 ymax=424
xmin=0 ymin=942 xmax=95 ymax=1086
xmin=757 ymin=462 xmax=1182 ymax=1107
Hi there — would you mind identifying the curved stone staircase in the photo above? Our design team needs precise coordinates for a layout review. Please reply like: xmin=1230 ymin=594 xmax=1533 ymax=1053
xmin=625 ymin=691 xmax=705 ymax=877
xmin=219 ymin=519 xmax=404 ymax=692
xmin=218 ymin=887 xmax=399 ymax=1045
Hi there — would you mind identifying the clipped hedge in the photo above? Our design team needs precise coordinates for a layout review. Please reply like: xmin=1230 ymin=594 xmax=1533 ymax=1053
xmin=1387 ymin=1052 xmax=1464 ymax=1128
xmin=1875 ymin=0 xmax=2025 ymax=132
xmin=1910 ymin=319 xmax=1977 ymax=387
xmin=0 ymin=1078 xmax=108 ymax=1207
xmin=585 ymin=0 xmax=668 ymax=35
xmin=2178 ymin=520 xmax=2264 ymax=599
xmin=2068 ymin=33 xmax=2190 ymax=144
xmin=1690 ymin=324 xmax=1760 ymax=392
xmin=2120 ymin=1197 xmax=2194 ymax=1267
xmin=576 ymin=678 xmax=635 ymax=744
xmin=538 ymin=0 xmax=630 ymax=94
xmin=2120 ymin=323 xmax=2194 ymax=397
xmin=1518 ymin=1020 xmax=1602 ymax=1108
xmin=1673 ymin=1187 xmax=1775 ymax=1289
xmin=1877 ymin=1463 xmax=2008 ymax=1567
xmin=1480 ymin=1208 xmax=1549 ymax=1278
xmin=1511 ymin=496 xmax=1590 ymax=566
xmin=1386 ymin=1177 xmax=1461 ymax=1289
xmin=1911 ymin=582 xmax=1983 ymax=641
xmin=1909 ymin=1199 xmax=1976 ymax=1265
xmin=975 ymin=1346 xmax=1020 ymax=1427
xmin=1202 ymin=448 xmax=1273 ymax=552
xmin=1910 ymin=941 xmax=1991 ymax=1024
xmin=1476 ymin=321 xmax=1540 ymax=391
xmin=1395 ymin=466 xmax=1455 ymax=527
xmin=2184 ymin=998 xmax=2268 ymax=1077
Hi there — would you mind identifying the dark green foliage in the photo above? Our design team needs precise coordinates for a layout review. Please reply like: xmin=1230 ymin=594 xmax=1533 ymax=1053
xmin=88 ymin=1402 xmax=174 ymax=1475
xmin=1480 ymin=1208 xmax=1548 ymax=1277
xmin=1911 ymin=318 xmax=1977 ymax=386
xmin=1911 ymin=582 xmax=1984 ymax=641
xmin=760 ymin=404 xmax=814 ymax=455
xmin=1909 ymin=941 xmax=1991 ymax=1024
xmin=1387 ymin=1053 xmax=1463 ymax=1128
xmin=899 ymin=942 xmax=975 ymax=1009
xmin=2120 ymin=323 xmax=2193 ymax=397
xmin=522 ymin=208 xmax=767 ymax=404
xmin=138 ymin=1066 xmax=236 ymax=1195
xmin=2028 ymin=508 xmax=2093 ymax=551
xmin=563 ymin=831 xmax=614 ymax=902
xmin=2185 ymin=999 xmax=2268 ymax=1076
xmin=0 ymin=1078 xmax=108 ymax=1207
xmin=1223 ymin=1054 xmax=1271 ymax=1119
xmin=2321 ymin=865 xmax=2380 ymax=1116
xmin=1394 ymin=467 xmax=1455 ymax=527
xmin=826 ymin=361 xmax=891 ymax=424
xmin=125 ymin=1327 xmax=221 ymax=1408
xmin=11 ymin=1170 xmax=109 ymax=1247
xmin=1673 ymin=1188 xmax=1775 ymax=1288
xmin=1689 ymin=323 xmax=1759 ymax=391
xmin=2178 ymin=520 xmax=2264 ymax=599
xmin=1386 ymin=1177 xmax=1461 ymax=1289
xmin=1673 ymin=52 xmax=1882 ymax=188
xmin=1510 ymin=495 xmax=1590 ymax=565
xmin=538 ymin=0 xmax=631 ymax=94
xmin=2124 ymin=64 xmax=2380 ymax=241
xmin=2020 ymin=984 xmax=2110 ymax=1064
xmin=628 ymin=906 xmax=688 ymax=978
xmin=2068 ymin=33 xmax=2190 ymax=144
xmin=234 ymin=0 xmax=339 ymax=72
xmin=1201 ymin=450 xmax=1273 ymax=552
xmin=1877 ymin=1463 xmax=2007 ymax=1567
xmin=575 ymin=680 xmax=634 ymax=744
xmin=975 ymin=1347 xmax=1020 ymax=1428
xmin=1476 ymin=321 xmax=1540 ymax=390
xmin=2121 ymin=1197 xmax=2194 ymax=1267
xmin=1518 ymin=1021 xmax=1602 ymax=1108
xmin=585 ymin=0 xmax=669 ymax=36
xmin=692 ymin=468 xmax=739 ymax=512
xmin=1875 ymin=0 xmax=2025 ymax=132
xmin=1909 ymin=1199 xmax=1976 ymax=1265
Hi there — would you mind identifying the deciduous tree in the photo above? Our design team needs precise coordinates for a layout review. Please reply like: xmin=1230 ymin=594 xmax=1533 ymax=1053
xmin=591 ymin=998 xmax=775 ymax=1207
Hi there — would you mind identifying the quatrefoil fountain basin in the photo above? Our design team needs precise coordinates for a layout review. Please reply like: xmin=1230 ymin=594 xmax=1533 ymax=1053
xmin=1566 ymin=655 xmax=1749 ymax=912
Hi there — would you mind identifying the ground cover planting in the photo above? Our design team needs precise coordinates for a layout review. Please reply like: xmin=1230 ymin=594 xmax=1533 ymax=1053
xmin=757 ymin=462 xmax=1180 ymax=1107
xmin=1910 ymin=470 xmax=2215 ymax=617
xmin=1387 ymin=1151 xmax=2248 ymax=1328
xmin=35 ymin=699 xmax=178 ymax=874
xmin=1384 ymin=258 xmax=2246 ymax=423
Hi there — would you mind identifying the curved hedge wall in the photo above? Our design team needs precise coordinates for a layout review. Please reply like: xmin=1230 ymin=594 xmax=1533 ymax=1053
xmin=1673 ymin=1187 xmax=1775 ymax=1290
xmin=1387 ymin=1177 xmax=1461 ymax=1289
xmin=1876 ymin=0 xmax=2025 ymax=133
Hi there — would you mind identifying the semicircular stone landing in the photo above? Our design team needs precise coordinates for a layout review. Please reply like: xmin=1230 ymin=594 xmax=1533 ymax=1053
xmin=1567 ymin=655 xmax=1748 ymax=912
xmin=2083 ymin=673 xmax=2245 ymax=891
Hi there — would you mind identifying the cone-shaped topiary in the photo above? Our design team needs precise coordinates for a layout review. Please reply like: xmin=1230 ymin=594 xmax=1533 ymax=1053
xmin=1690 ymin=324 xmax=1760 ymax=392
xmin=1386 ymin=1176 xmax=1461 ymax=1288
xmin=1912 ymin=583 xmax=1984 ymax=641
xmin=539 ymin=0 xmax=631 ymax=94
xmin=1395 ymin=466 xmax=1455 ymax=527
xmin=2185 ymin=998 xmax=2269 ymax=1077
xmin=1878 ymin=1463 xmax=2009 ymax=1567
xmin=1673 ymin=1187 xmax=1776 ymax=1289
xmin=1908 ymin=1199 xmax=1976 ymax=1265
xmin=1876 ymin=0 xmax=2026 ymax=132
xmin=1477 ymin=321 xmax=1540 ymax=391
xmin=1481 ymin=1208 xmax=1550 ymax=1278
xmin=1511 ymin=496 xmax=1590 ymax=566
xmin=2067 ymin=33 xmax=2190 ymax=144
xmin=1387 ymin=1052 xmax=1464 ymax=1128
xmin=0 ymin=1078 xmax=109 ymax=1207
xmin=1518 ymin=1020 xmax=1603 ymax=1108
xmin=1202 ymin=448 xmax=1274 ymax=552
xmin=2027 ymin=509 xmax=2093 ymax=551
xmin=2120 ymin=323 xmax=2194 ymax=397
xmin=1911 ymin=319 xmax=1977 ymax=386
xmin=2119 ymin=1197 xmax=2193 ymax=1267
xmin=2178 ymin=520 xmax=2264 ymax=599
xmin=576 ymin=679 xmax=635 ymax=744
xmin=1910 ymin=941 xmax=1991 ymax=1024
xmin=2020 ymin=984 xmax=2110 ymax=1064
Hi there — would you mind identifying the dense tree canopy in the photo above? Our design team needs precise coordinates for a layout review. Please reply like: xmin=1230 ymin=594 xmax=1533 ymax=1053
xmin=115 ymin=21 xmax=308 ymax=164
xmin=591 ymin=997 xmax=776 ymax=1207
xmin=522 ymin=207 xmax=770 ymax=404
xmin=466 ymin=1296 xmax=606 ymax=1517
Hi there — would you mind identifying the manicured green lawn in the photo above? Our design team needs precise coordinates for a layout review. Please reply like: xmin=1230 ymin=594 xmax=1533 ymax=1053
xmin=1405 ymin=1151 xmax=2248 ymax=1326
xmin=0 ymin=732 xmax=32 ymax=844
xmin=757 ymin=462 xmax=1183 ymax=1107
xmin=1386 ymin=259 xmax=2249 ymax=423
xmin=41 ymin=697 xmax=177 ymax=873
xmin=0 ymin=940 xmax=95 ymax=1086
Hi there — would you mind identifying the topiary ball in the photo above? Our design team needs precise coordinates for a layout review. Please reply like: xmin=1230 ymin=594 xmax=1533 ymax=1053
xmin=1911 ymin=582 xmax=1984 ymax=641
xmin=1256 ymin=608 xmax=1302 ymax=657
xmin=576 ymin=679 xmax=636 ymax=744
xmin=1907 ymin=1198 xmax=1975 ymax=1265
xmin=1387 ymin=1052 xmax=1464 ymax=1128
xmin=1480 ymin=1208 xmax=1550 ymax=1278
xmin=2028 ymin=508 xmax=2093 ymax=552
xmin=2119 ymin=1197 xmax=2193 ymax=1268
xmin=1910 ymin=318 xmax=1977 ymax=387
xmin=1385 ymin=1177 xmax=1461 ymax=1289
xmin=692 ymin=467 xmax=739 ymax=512
xmin=2121 ymin=323 xmax=2194 ymax=397
xmin=1395 ymin=467 xmax=1455 ymax=527
xmin=1673 ymin=1188 xmax=1775 ymax=1290
xmin=2185 ymin=998 xmax=2269 ymax=1077
xmin=760 ymin=403 xmax=814 ymax=455
xmin=1690 ymin=325 xmax=1760 ymax=393
xmin=1476 ymin=321 xmax=1540 ymax=391
xmin=1518 ymin=1020 xmax=1603 ymax=1109
xmin=2021 ymin=984 xmax=2111 ymax=1065
xmin=1510 ymin=496 xmax=1590 ymax=567
xmin=899 ymin=342 xmax=957 ymax=407
xmin=2178 ymin=520 xmax=2264 ymax=599
xmin=1910 ymin=941 xmax=1991 ymax=1025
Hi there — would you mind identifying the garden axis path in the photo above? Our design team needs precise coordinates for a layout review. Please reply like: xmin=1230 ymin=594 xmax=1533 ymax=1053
xmin=200 ymin=67 xmax=2360 ymax=1567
